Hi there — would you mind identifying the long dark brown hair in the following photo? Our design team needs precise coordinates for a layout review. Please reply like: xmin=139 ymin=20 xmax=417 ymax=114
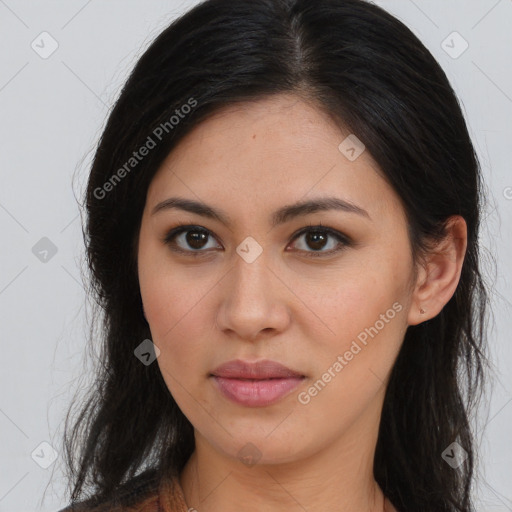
xmin=59 ymin=1 xmax=492 ymax=510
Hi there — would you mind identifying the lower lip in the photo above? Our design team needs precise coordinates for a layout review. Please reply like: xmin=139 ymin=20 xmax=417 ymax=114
xmin=211 ymin=376 xmax=304 ymax=407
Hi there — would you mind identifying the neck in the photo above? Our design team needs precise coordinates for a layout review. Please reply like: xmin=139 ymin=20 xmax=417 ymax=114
xmin=179 ymin=391 xmax=393 ymax=512
xmin=181 ymin=454 xmax=387 ymax=512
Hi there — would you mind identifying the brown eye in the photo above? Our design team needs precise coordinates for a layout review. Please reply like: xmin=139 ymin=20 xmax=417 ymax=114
xmin=163 ymin=223 xmax=352 ymax=258
xmin=288 ymin=225 xmax=352 ymax=258
xmin=182 ymin=229 xmax=209 ymax=250
xmin=304 ymin=231 xmax=329 ymax=251
xmin=164 ymin=225 xmax=221 ymax=255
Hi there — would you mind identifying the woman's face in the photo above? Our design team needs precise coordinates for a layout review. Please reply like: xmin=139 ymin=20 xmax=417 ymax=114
xmin=137 ymin=93 xmax=418 ymax=465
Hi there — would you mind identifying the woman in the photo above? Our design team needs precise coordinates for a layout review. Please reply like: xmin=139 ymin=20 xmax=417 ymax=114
xmin=58 ymin=0 xmax=490 ymax=510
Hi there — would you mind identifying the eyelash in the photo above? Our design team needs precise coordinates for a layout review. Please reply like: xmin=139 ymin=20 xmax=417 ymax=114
xmin=162 ymin=222 xmax=353 ymax=259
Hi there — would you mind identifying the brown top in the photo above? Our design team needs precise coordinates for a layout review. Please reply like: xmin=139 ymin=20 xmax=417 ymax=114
xmin=59 ymin=470 xmax=398 ymax=511
xmin=57 ymin=470 xmax=189 ymax=512
xmin=159 ymin=472 xmax=189 ymax=512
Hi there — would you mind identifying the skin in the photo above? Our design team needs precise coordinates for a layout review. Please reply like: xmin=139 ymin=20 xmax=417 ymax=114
xmin=137 ymin=93 xmax=467 ymax=512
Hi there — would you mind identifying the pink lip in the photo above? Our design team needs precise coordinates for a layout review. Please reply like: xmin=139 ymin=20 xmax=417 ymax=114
xmin=210 ymin=359 xmax=305 ymax=407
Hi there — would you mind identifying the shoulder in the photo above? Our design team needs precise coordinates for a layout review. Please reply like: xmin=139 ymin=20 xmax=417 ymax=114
xmin=57 ymin=468 xmax=161 ymax=512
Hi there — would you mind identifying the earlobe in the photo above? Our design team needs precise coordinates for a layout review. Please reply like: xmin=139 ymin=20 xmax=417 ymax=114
xmin=408 ymin=215 xmax=467 ymax=326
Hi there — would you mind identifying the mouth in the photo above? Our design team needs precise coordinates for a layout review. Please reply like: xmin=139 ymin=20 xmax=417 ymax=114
xmin=210 ymin=359 xmax=306 ymax=407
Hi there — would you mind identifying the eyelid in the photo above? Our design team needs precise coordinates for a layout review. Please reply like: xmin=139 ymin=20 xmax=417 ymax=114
xmin=288 ymin=223 xmax=352 ymax=257
xmin=162 ymin=223 xmax=221 ymax=255
xmin=162 ymin=222 xmax=353 ymax=257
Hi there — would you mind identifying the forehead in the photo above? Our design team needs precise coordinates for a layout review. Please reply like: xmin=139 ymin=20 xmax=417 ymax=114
xmin=146 ymin=94 xmax=405 ymax=226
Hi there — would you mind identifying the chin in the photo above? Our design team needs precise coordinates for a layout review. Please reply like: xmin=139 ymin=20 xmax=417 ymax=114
xmin=203 ymin=426 xmax=317 ymax=467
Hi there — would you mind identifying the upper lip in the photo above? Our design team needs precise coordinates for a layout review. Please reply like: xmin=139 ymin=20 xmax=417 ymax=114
xmin=211 ymin=359 xmax=305 ymax=379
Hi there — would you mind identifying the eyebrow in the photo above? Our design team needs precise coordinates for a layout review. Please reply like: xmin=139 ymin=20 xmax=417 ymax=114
xmin=151 ymin=195 xmax=371 ymax=226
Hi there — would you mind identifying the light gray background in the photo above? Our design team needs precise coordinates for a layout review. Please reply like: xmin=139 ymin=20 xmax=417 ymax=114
xmin=0 ymin=1 xmax=511 ymax=511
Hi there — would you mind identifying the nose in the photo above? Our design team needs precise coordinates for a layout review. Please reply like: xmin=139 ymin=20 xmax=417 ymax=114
xmin=215 ymin=250 xmax=291 ymax=342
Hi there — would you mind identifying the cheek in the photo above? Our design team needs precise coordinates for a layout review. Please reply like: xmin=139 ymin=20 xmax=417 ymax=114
xmin=138 ymin=236 xmax=207 ymax=345
xmin=296 ymin=286 xmax=405 ymax=434
xmin=141 ymin=271 xmax=210 ymax=411
xmin=312 ymin=271 xmax=401 ymax=339
xmin=138 ymin=261 xmax=216 ymax=392
xmin=301 ymin=249 xmax=409 ymax=381
xmin=141 ymin=271 xmax=207 ymax=356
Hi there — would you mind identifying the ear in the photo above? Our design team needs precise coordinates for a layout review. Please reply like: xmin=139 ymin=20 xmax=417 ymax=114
xmin=408 ymin=215 xmax=468 ymax=326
